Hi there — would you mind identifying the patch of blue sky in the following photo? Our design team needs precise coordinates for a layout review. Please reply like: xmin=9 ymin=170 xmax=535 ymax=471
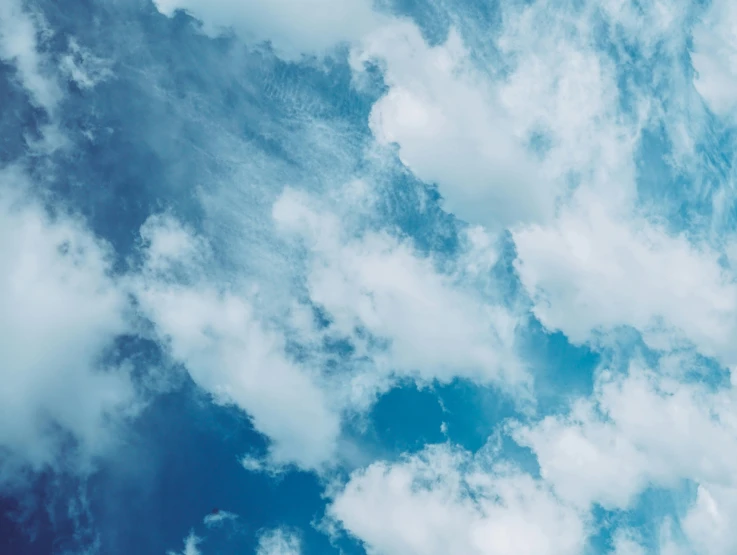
xmin=87 ymin=379 xmax=340 ymax=555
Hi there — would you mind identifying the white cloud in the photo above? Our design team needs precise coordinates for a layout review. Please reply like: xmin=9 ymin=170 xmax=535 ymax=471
xmin=610 ymin=529 xmax=647 ymax=555
xmin=256 ymin=528 xmax=301 ymax=555
xmin=352 ymin=1 xmax=650 ymax=230
xmin=168 ymin=531 xmax=203 ymax=555
xmin=273 ymin=187 xmax=527 ymax=395
xmin=680 ymin=483 xmax=737 ymax=555
xmin=327 ymin=444 xmax=587 ymax=555
xmin=495 ymin=1 xmax=644 ymax=203
xmin=691 ymin=0 xmax=737 ymax=117
xmin=509 ymin=357 xmax=737 ymax=553
xmin=0 ymin=168 xmax=134 ymax=480
xmin=0 ymin=0 xmax=61 ymax=112
xmin=512 ymin=361 xmax=737 ymax=513
xmin=512 ymin=190 xmax=737 ymax=361
xmin=59 ymin=38 xmax=113 ymax=90
xmin=352 ymin=21 xmax=554 ymax=230
xmin=203 ymin=509 xmax=238 ymax=528
xmin=152 ymin=0 xmax=383 ymax=58
xmin=133 ymin=214 xmax=341 ymax=470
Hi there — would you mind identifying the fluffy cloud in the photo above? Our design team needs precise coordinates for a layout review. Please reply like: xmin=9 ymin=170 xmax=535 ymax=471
xmin=681 ymin=483 xmax=737 ymax=555
xmin=327 ymin=444 xmax=586 ymax=555
xmin=0 ymin=0 xmax=61 ymax=112
xmin=509 ymin=357 xmax=737 ymax=554
xmin=352 ymin=1 xmax=646 ymax=230
xmin=495 ymin=0 xmax=644 ymax=201
xmin=256 ymin=528 xmax=301 ymax=555
xmin=167 ymin=532 xmax=203 ymax=555
xmin=513 ymin=361 xmax=737 ymax=511
xmin=152 ymin=0 xmax=382 ymax=58
xmin=691 ymin=0 xmax=737 ymax=117
xmin=512 ymin=191 xmax=737 ymax=361
xmin=609 ymin=530 xmax=647 ymax=555
xmin=273 ymin=187 xmax=527 ymax=394
xmin=131 ymin=181 xmax=531 ymax=471
xmin=352 ymin=21 xmax=553 ymax=230
xmin=133 ymin=214 xmax=340 ymax=470
xmin=0 ymin=168 xmax=134 ymax=481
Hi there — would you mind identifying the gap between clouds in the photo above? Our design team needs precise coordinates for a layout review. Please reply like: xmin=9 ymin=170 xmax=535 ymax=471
xmin=325 ymin=355 xmax=737 ymax=555
xmin=133 ymin=185 xmax=530 ymax=472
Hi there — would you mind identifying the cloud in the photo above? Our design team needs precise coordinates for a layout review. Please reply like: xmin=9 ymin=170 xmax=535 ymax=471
xmin=351 ymin=0 xmax=650 ymax=230
xmin=203 ymin=509 xmax=238 ymax=528
xmin=152 ymin=0 xmax=383 ymax=58
xmin=256 ymin=528 xmax=301 ymax=555
xmin=610 ymin=530 xmax=647 ymax=555
xmin=167 ymin=531 xmax=203 ymax=555
xmin=133 ymin=214 xmax=341 ymax=470
xmin=59 ymin=38 xmax=113 ymax=91
xmin=691 ymin=0 xmax=737 ymax=117
xmin=351 ymin=21 xmax=554 ymax=230
xmin=513 ymin=360 xmax=737 ymax=512
xmin=0 ymin=168 xmax=134 ymax=481
xmin=273 ymin=187 xmax=527 ymax=395
xmin=512 ymin=190 xmax=737 ymax=361
xmin=681 ymin=483 xmax=737 ymax=555
xmin=133 ymin=186 xmax=529 ymax=471
xmin=494 ymin=0 xmax=646 ymax=201
xmin=0 ymin=0 xmax=61 ymax=113
xmin=327 ymin=444 xmax=586 ymax=555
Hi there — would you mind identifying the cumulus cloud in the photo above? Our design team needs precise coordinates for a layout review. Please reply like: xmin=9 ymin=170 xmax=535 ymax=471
xmin=0 ymin=168 xmax=134 ymax=481
xmin=152 ymin=0 xmax=383 ymax=58
xmin=609 ymin=530 xmax=647 ymax=555
xmin=133 ymin=214 xmax=341 ymax=470
xmin=507 ymin=356 xmax=737 ymax=554
xmin=328 ymin=358 xmax=737 ymax=554
xmin=256 ymin=528 xmax=301 ymax=555
xmin=327 ymin=444 xmax=586 ymax=555
xmin=351 ymin=0 xmax=648 ymax=230
xmin=495 ymin=1 xmax=645 ymax=201
xmin=691 ymin=0 xmax=737 ymax=117
xmin=513 ymin=360 xmax=737 ymax=512
xmin=273 ymin=187 xmax=527 ymax=395
xmin=167 ymin=531 xmax=203 ymax=555
xmin=512 ymin=191 xmax=737 ymax=361
xmin=352 ymin=21 xmax=553 ymax=230
xmin=681 ymin=483 xmax=737 ymax=555
xmin=0 ymin=0 xmax=61 ymax=112
xmin=132 ymin=185 xmax=531 ymax=471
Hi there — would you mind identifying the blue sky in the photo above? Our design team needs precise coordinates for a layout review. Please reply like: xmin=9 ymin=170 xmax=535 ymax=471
xmin=2 ymin=0 xmax=737 ymax=554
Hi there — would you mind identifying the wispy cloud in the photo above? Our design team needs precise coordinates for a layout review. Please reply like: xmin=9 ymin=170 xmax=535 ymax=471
xmin=0 ymin=166 xmax=134 ymax=481
xmin=256 ymin=527 xmax=301 ymax=555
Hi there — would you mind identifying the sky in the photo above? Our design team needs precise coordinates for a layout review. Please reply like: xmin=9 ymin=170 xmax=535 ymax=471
xmin=2 ymin=0 xmax=737 ymax=553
